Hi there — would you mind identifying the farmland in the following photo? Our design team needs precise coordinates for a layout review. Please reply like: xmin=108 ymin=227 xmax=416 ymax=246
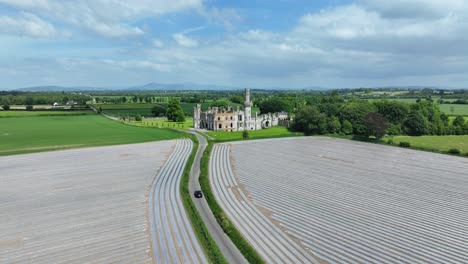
xmin=389 ymin=135 xmax=468 ymax=153
xmin=0 ymin=115 xmax=185 ymax=156
xmin=206 ymin=126 xmax=302 ymax=141
xmin=0 ymin=110 xmax=94 ymax=117
xmin=439 ymin=104 xmax=468 ymax=116
xmin=211 ymin=137 xmax=468 ymax=263
xmin=0 ymin=141 xmax=174 ymax=263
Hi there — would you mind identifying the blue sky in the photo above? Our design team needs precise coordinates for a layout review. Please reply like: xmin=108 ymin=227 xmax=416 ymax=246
xmin=1 ymin=0 xmax=467 ymax=89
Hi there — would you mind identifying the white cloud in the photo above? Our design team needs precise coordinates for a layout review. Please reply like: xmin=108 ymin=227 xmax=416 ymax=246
xmin=0 ymin=12 xmax=59 ymax=38
xmin=359 ymin=0 xmax=467 ymax=18
xmin=173 ymin=33 xmax=198 ymax=47
xmin=152 ymin=39 xmax=164 ymax=48
xmin=0 ymin=0 xmax=203 ymax=38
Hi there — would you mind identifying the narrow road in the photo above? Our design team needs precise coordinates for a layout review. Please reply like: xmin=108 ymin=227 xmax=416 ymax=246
xmin=188 ymin=130 xmax=248 ymax=264
xmin=149 ymin=139 xmax=207 ymax=263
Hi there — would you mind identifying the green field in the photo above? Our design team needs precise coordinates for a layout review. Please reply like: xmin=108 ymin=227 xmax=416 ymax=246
xmin=439 ymin=104 xmax=468 ymax=116
xmin=449 ymin=116 xmax=468 ymax=123
xmin=206 ymin=126 xmax=303 ymax=141
xmin=128 ymin=118 xmax=193 ymax=130
xmin=0 ymin=115 xmax=185 ymax=156
xmin=0 ymin=110 xmax=94 ymax=118
xmin=389 ymin=135 xmax=468 ymax=154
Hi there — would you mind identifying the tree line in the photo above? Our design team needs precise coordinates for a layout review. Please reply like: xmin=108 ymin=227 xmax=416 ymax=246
xmin=290 ymin=94 xmax=467 ymax=138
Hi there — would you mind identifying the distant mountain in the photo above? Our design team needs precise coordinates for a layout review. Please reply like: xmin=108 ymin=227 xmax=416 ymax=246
xmin=128 ymin=82 xmax=241 ymax=91
xmin=15 ymin=86 xmax=107 ymax=92
xmin=15 ymin=82 xmax=242 ymax=92
xmin=13 ymin=83 xmax=465 ymax=92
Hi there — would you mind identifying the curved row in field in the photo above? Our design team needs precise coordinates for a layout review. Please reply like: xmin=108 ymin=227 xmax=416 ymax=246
xmin=0 ymin=141 xmax=174 ymax=263
xmin=149 ymin=139 xmax=207 ymax=263
xmin=225 ymin=137 xmax=468 ymax=264
xmin=210 ymin=144 xmax=320 ymax=264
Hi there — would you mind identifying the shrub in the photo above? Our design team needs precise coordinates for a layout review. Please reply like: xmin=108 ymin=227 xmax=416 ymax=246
xmin=448 ymin=148 xmax=461 ymax=154
xmin=135 ymin=114 xmax=142 ymax=121
xmin=387 ymin=139 xmax=394 ymax=145
xmin=399 ymin=142 xmax=411 ymax=148
xmin=26 ymin=105 xmax=33 ymax=111
xmin=2 ymin=104 xmax=10 ymax=110
xmin=242 ymin=130 xmax=249 ymax=140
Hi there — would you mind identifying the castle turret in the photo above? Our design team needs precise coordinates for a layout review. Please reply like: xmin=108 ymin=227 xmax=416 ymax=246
xmin=193 ymin=104 xmax=201 ymax=129
xmin=244 ymin=88 xmax=252 ymax=128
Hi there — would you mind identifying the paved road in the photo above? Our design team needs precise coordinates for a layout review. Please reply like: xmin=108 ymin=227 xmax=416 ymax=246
xmin=188 ymin=130 xmax=247 ymax=264
xmin=149 ymin=139 xmax=207 ymax=263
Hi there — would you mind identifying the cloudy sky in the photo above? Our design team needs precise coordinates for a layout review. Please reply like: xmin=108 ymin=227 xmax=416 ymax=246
xmin=1 ymin=0 xmax=467 ymax=89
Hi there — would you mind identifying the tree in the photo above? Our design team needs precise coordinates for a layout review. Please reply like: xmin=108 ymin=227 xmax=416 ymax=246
xmin=135 ymin=114 xmax=142 ymax=121
xmin=242 ymin=130 xmax=249 ymax=140
xmin=365 ymin=112 xmax=389 ymax=139
xmin=452 ymin=116 xmax=465 ymax=127
xmin=292 ymin=106 xmax=327 ymax=134
xmin=327 ymin=117 xmax=341 ymax=134
xmin=259 ymin=98 xmax=291 ymax=114
xmin=340 ymin=101 xmax=376 ymax=135
xmin=341 ymin=120 xmax=353 ymax=135
xmin=166 ymin=98 xmax=185 ymax=122
xmin=2 ymin=104 xmax=10 ymax=110
xmin=210 ymin=100 xmax=228 ymax=108
xmin=404 ymin=111 xmax=429 ymax=136
xmin=373 ymin=100 xmax=410 ymax=125
xmin=26 ymin=105 xmax=34 ymax=111
xmin=151 ymin=104 xmax=167 ymax=117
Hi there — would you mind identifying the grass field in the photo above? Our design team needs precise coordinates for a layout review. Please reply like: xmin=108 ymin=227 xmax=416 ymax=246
xmin=389 ymin=135 xmax=468 ymax=153
xmin=439 ymin=104 xmax=468 ymax=116
xmin=206 ymin=126 xmax=303 ymax=141
xmin=0 ymin=115 xmax=185 ymax=156
xmin=0 ymin=110 xmax=94 ymax=117
xmin=449 ymin=116 xmax=468 ymax=123
xmin=128 ymin=118 xmax=193 ymax=130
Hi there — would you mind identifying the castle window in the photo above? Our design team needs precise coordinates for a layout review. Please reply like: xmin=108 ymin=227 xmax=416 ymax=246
xmin=239 ymin=115 xmax=242 ymax=121
xmin=219 ymin=124 xmax=222 ymax=129
xmin=230 ymin=123 xmax=233 ymax=127
xmin=218 ymin=117 xmax=221 ymax=121
xmin=230 ymin=116 xmax=233 ymax=120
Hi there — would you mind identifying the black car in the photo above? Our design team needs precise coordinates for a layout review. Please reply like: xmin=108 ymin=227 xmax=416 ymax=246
xmin=194 ymin=190 xmax=203 ymax=198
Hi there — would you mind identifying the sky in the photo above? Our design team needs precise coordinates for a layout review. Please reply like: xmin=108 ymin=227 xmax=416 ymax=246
xmin=1 ymin=0 xmax=468 ymax=89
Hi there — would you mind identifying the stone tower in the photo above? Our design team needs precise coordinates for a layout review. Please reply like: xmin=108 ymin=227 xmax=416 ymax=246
xmin=193 ymin=104 xmax=201 ymax=129
xmin=244 ymin=88 xmax=252 ymax=129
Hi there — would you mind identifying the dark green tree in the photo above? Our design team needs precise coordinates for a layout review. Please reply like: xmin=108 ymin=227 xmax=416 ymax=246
xmin=166 ymin=98 xmax=185 ymax=122
xmin=259 ymin=98 xmax=291 ymax=114
xmin=340 ymin=101 xmax=376 ymax=135
xmin=292 ymin=106 xmax=327 ymax=134
xmin=242 ymin=130 xmax=249 ymax=140
xmin=365 ymin=112 xmax=389 ymax=139
xmin=210 ymin=100 xmax=229 ymax=108
xmin=151 ymin=104 xmax=167 ymax=117
xmin=452 ymin=116 xmax=465 ymax=127
xmin=2 ymin=104 xmax=10 ymax=110
xmin=404 ymin=111 xmax=429 ymax=136
xmin=341 ymin=120 xmax=353 ymax=135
